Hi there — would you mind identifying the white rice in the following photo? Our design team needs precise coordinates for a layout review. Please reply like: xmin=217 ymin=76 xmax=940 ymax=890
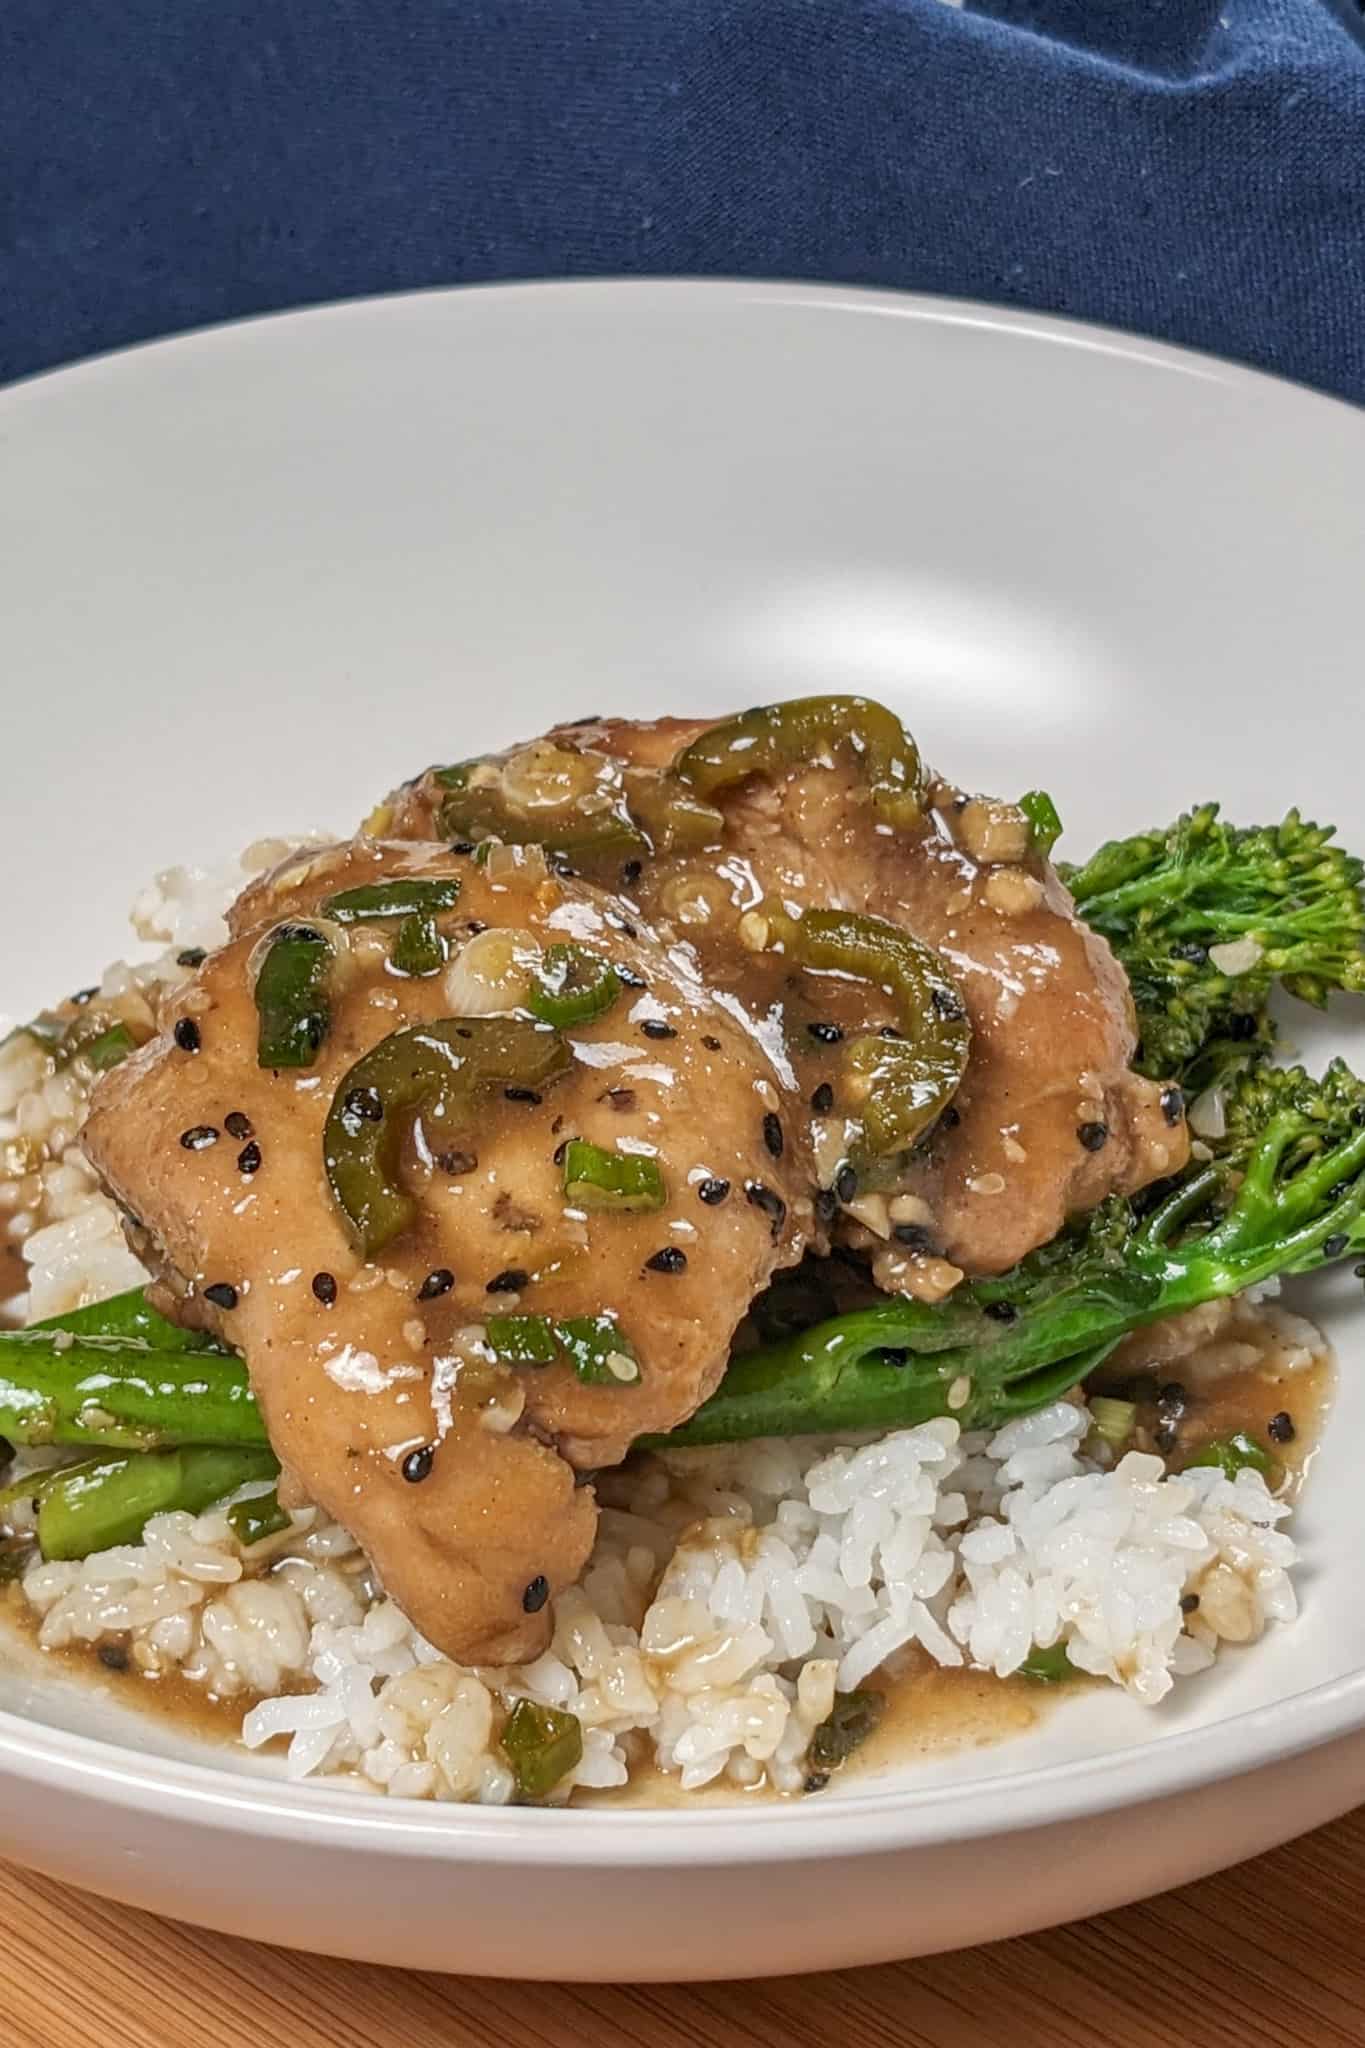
xmin=0 ymin=845 xmax=1312 ymax=1804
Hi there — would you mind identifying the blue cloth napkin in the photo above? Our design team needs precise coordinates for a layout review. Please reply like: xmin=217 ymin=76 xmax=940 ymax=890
xmin=2 ymin=0 xmax=1363 ymax=400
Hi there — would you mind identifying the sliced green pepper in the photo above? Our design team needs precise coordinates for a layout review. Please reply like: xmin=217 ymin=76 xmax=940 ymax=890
xmin=1186 ymin=1431 xmax=1273 ymax=1479
xmin=36 ymin=1445 xmax=279 ymax=1561
xmin=561 ymin=1139 xmax=665 ymax=1211
xmin=500 ymin=1698 xmax=583 ymax=1800
xmin=227 ymin=1488 xmax=291 ymax=1545
xmin=527 ymin=945 xmax=621 ymax=1028
xmin=255 ymin=923 xmax=331 ymax=1069
xmin=390 ymin=912 xmax=446 ymax=977
xmin=672 ymin=696 xmax=926 ymax=829
xmin=1019 ymin=789 xmax=1063 ymax=859
xmin=762 ymin=906 xmax=969 ymax=1176
xmin=321 ymin=877 xmax=461 ymax=923
xmin=436 ymin=760 xmax=648 ymax=871
xmin=323 ymin=1018 xmax=571 ymax=1254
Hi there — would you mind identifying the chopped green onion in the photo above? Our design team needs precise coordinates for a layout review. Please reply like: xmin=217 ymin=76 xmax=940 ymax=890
xmin=1019 ymin=789 xmax=1063 ymax=858
xmin=527 ymin=944 xmax=620 ymax=1028
xmin=390 ymin=911 xmax=446 ymax=978
xmin=79 ymin=1022 xmax=138 ymax=1072
xmin=227 ymin=1489 xmax=291 ymax=1546
xmin=500 ymin=1698 xmax=583 ymax=1800
xmin=484 ymin=1315 xmax=560 ymax=1366
xmin=321 ymin=877 xmax=462 ymax=923
xmin=561 ymin=1138 xmax=664 ymax=1212
xmin=557 ymin=1315 xmax=640 ymax=1385
xmin=808 ymin=1688 xmax=884 ymax=1774
xmin=485 ymin=1312 xmax=641 ymax=1385
xmin=1087 ymin=1396 xmax=1137 ymax=1449
xmin=255 ymin=924 xmax=331 ymax=1069
xmin=1019 ymin=1642 xmax=1077 ymax=1684
xmin=1186 ymin=1431 xmax=1273 ymax=1479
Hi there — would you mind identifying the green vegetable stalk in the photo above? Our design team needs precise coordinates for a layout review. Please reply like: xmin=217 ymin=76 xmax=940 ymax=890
xmin=0 ymin=1324 xmax=266 ymax=1452
xmin=36 ymin=1446 xmax=279 ymax=1560
xmin=656 ymin=1058 xmax=1365 ymax=1447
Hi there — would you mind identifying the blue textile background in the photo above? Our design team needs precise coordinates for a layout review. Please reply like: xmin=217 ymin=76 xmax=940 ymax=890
xmin=2 ymin=0 xmax=1363 ymax=398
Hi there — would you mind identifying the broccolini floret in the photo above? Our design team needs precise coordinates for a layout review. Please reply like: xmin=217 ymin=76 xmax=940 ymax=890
xmin=1061 ymin=804 xmax=1365 ymax=1082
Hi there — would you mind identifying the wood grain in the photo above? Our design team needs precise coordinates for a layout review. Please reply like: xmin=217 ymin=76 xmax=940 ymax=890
xmin=2 ymin=1808 xmax=1361 ymax=2048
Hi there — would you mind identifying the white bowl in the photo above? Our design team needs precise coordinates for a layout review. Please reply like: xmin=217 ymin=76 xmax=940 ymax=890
xmin=3 ymin=282 xmax=1364 ymax=1979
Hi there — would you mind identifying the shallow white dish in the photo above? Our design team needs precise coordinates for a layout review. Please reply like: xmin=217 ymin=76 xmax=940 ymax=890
xmin=2 ymin=280 xmax=1365 ymax=1979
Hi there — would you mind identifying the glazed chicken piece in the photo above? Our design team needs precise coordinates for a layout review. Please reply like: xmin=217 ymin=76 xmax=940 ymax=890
xmin=82 ymin=837 xmax=812 ymax=1664
xmin=389 ymin=704 xmax=1187 ymax=1287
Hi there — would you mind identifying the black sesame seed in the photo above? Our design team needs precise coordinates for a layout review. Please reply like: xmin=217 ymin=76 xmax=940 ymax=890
xmin=604 ymin=1087 xmax=637 ymax=1113
xmin=615 ymin=964 xmax=647 ymax=990
xmin=98 ymin=1643 xmax=130 ymax=1672
xmin=807 ymin=1021 xmax=844 ymax=1045
xmin=402 ymin=1445 xmax=435 ymax=1484
xmin=71 ymin=986 xmax=98 ymax=1006
xmin=1180 ymin=1593 xmax=1201 ymax=1615
xmin=835 ymin=1164 xmax=857 ymax=1204
xmin=701 ymin=1035 xmax=722 ymax=1052
xmin=810 ymin=1082 xmax=835 ymax=1114
xmin=224 ymin=1110 xmax=253 ymax=1140
xmin=504 ymin=1086 xmax=542 ymax=1105
xmin=449 ymin=840 xmax=476 ymax=856
xmin=465 ymin=920 xmax=488 ymax=936
xmin=344 ymin=1085 xmax=384 ymax=1125
xmin=814 ymin=1188 xmax=838 ymax=1225
xmin=892 ymin=1222 xmax=932 ymax=1250
xmin=179 ymin=1124 xmax=219 ymax=1150
xmin=640 ymin=1019 xmax=676 ymax=1040
xmin=940 ymin=1105 xmax=961 ymax=1129
xmin=1157 ymin=1381 xmax=1188 ymax=1415
xmin=745 ymin=1182 xmax=788 ymax=1240
xmin=176 ymin=947 xmax=207 ymax=967
xmin=762 ymin=1112 xmax=785 ymax=1160
xmin=698 ymin=1177 xmax=731 ymax=1206
xmin=173 ymin=1017 xmax=202 ymax=1054
xmin=486 ymin=1268 xmax=529 ymax=1294
xmin=1322 ymin=1232 xmax=1349 ymax=1260
xmin=312 ymin=1271 xmax=338 ymax=1305
xmin=417 ymin=1268 xmax=454 ymax=1302
xmin=1268 ymin=1410 xmax=1297 ymax=1445
xmin=803 ymin=1772 xmax=831 ymax=1795
xmin=645 ymin=1246 xmax=688 ymax=1274
xmin=203 ymin=1282 xmax=238 ymax=1310
xmin=434 ymin=1148 xmax=478 ymax=1176
xmin=522 ymin=1574 xmax=550 ymax=1614
xmin=1160 ymin=1085 xmax=1185 ymax=1127
xmin=236 ymin=1140 xmax=262 ymax=1176
xmin=622 ymin=860 xmax=643 ymax=886
xmin=1153 ymin=1421 xmax=1178 ymax=1454
xmin=1077 ymin=1121 xmax=1109 ymax=1152
xmin=880 ymin=1024 xmax=903 ymax=1040
xmin=931 ymin=984 xmax=967 ymax=1023
xmin=983 ymin=1300 xmax=1018 ymax=1323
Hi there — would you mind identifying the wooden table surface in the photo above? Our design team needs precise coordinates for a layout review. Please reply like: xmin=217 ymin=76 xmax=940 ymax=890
xmin=3 ymin=1809 xmax=1361 ymax=2048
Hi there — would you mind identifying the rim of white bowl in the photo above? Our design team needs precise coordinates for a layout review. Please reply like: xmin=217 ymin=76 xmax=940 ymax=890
xmin=3 ymin=279 xmax=1364 ymax=1866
